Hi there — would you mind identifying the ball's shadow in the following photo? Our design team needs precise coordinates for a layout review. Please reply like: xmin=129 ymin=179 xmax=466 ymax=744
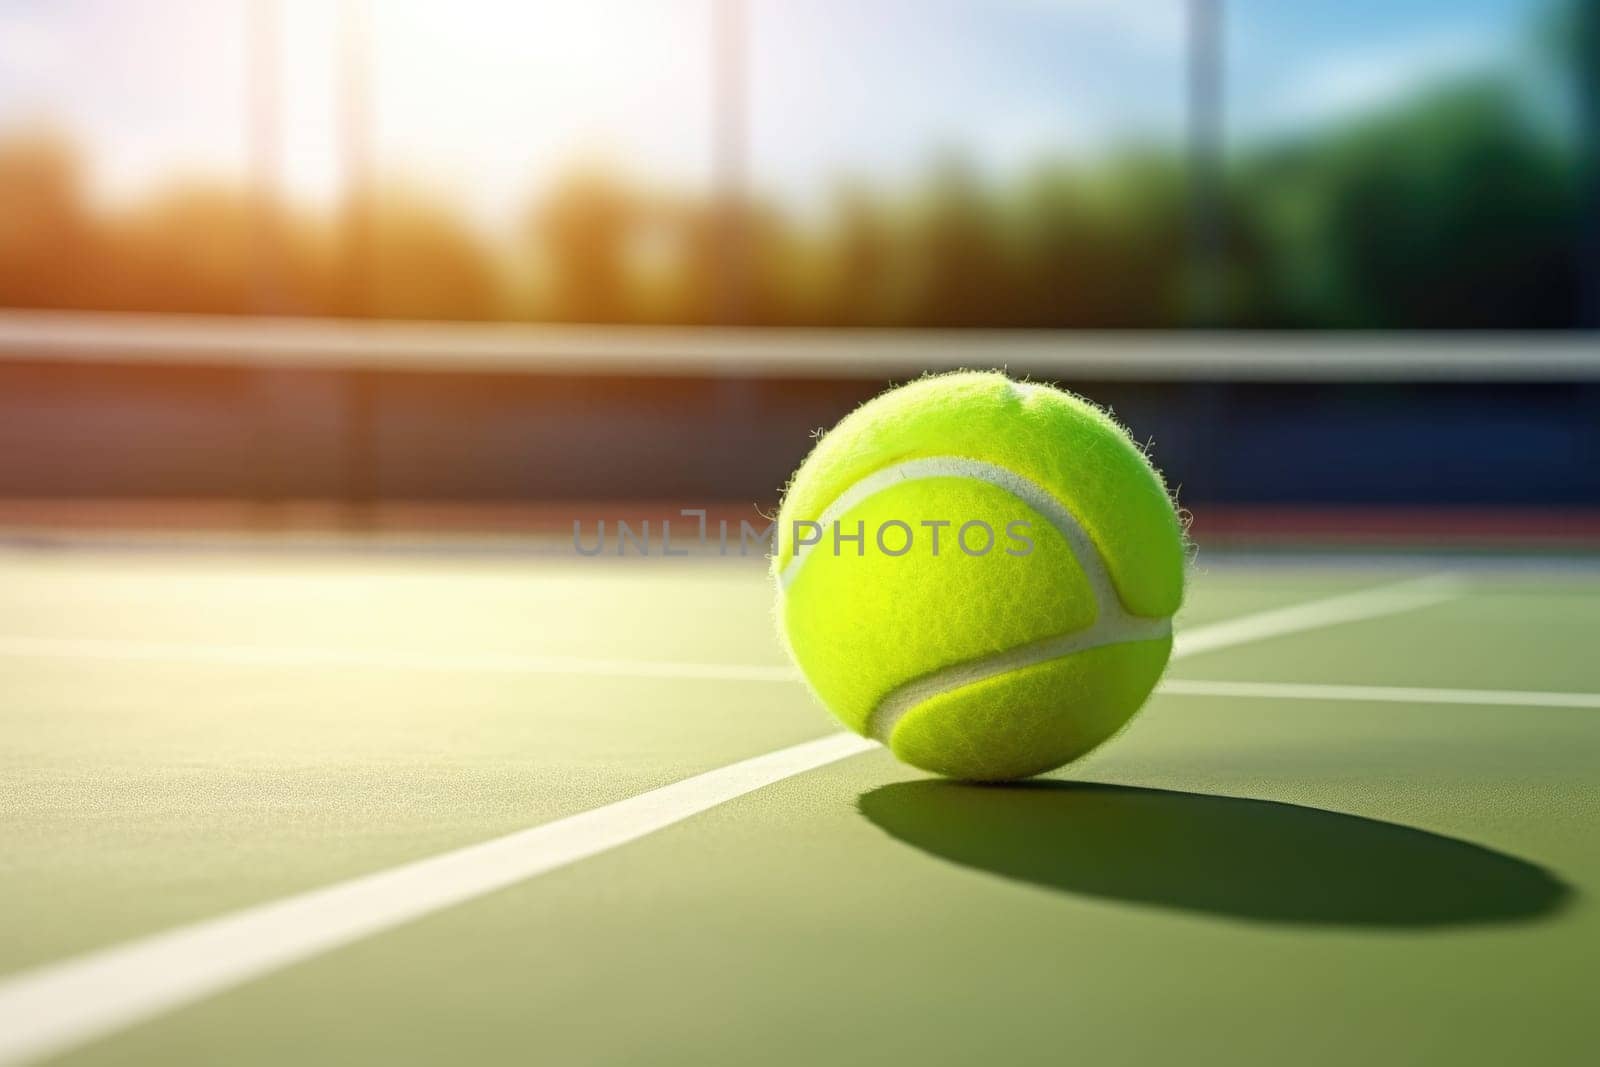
xmin=859 ymin=780 xmax=1570 ymax=927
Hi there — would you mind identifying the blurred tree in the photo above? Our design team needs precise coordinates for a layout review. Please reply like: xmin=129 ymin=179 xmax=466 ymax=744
xmin=0 ymin=132 xmax=96 ymax=309
xmin=99 ymin=184 xmax=258 ymax=314
xmin=821 ymin=181 xmax=906 ymax=326
xmin=97 ymin=183 xmax=332 ymax=316
xmin=1245 ymin=80 xmax=1579 ymax=327
xmin=368 ymin=185 xmax=501 ymax=320
xmin=1012 ymin=152 xmax=1187 ymax=327
xmin=742 ymin=202 xmax=813 ymax=326
xmin=1558 ymin=0 xmax=1600 ymax=324
xmin=911 ymin=154 xmax=1015 ymax=327
xmin=531 ymin=170 xmax=634 ymax=323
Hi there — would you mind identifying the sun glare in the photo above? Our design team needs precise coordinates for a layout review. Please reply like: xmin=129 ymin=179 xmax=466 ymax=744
xmin=368 ymin=0 xmax=715 ymax=229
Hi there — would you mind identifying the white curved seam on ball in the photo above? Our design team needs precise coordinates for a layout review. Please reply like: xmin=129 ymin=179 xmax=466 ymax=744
xmin=777 ymin=456 xmax=1123 ymax=622
xmin=864 ymin=614 xmax=1172 ymax=743
xmin=773 ymin=454 xmax=1169 ymax=745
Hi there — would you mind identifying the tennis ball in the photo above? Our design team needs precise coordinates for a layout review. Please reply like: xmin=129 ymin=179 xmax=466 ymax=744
xmin=773 ymin=371 xmax=1185 ymax=781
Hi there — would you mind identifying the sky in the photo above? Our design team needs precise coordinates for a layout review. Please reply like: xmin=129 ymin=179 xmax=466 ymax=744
xmin=0 ymin=0 xmax=1555 ymax=230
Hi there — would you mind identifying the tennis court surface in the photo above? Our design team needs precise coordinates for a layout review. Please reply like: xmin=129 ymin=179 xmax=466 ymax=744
xmin=6 ymin=1 xmax=1600 ymax=1062
xmin=2 ymin=544 xmax=1597 ymax=1066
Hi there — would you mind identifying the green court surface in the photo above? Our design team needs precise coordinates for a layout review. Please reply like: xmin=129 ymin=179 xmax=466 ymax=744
xmin=2 ymin=546 xmax=1598 ymax=1065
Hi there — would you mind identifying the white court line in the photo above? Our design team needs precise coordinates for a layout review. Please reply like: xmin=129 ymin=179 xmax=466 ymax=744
xmin=0 ymin=637 xmax=798 ymax=684
xmin=0 ymin=733 xmax=876 ymax=1067
xmin=7 ymin=595 xmax=1567 ymax=715
xmin=1160 ymin=678 xmax=1600 ymax=710
xmin=1170 ymin=572 xmax=1463 ymax=661
xmin=0 ymin=573 xmax=1461 ymax=1066
xmin=0 ymin=573 xmax=1459 ymax=683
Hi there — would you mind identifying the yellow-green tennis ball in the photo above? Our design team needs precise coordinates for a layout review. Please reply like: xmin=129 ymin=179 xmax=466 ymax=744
xmin=773 ymin=371 xmax=1185 ymax=781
